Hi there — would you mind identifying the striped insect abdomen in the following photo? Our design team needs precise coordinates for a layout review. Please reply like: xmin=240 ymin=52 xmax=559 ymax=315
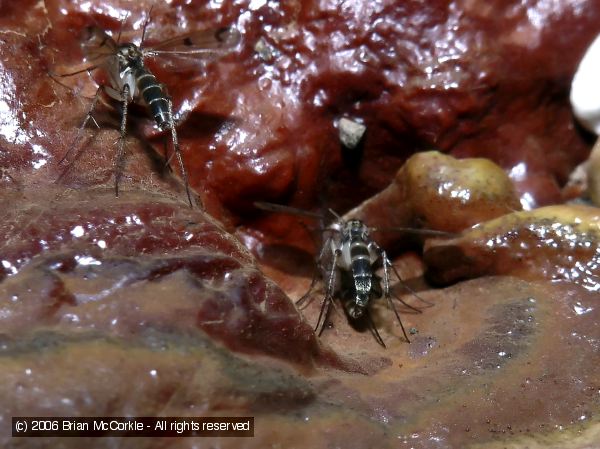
xmin=350 ymin=237 xmax=372 ymax=297
xmin=135 ymin=68 xmax=170 ymax=130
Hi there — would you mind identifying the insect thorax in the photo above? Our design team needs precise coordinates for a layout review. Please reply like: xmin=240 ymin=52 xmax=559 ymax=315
xmin=117 ymin=43 xmax=144 ymax=64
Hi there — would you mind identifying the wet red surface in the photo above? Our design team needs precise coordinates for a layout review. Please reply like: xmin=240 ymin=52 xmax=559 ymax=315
xmin=0 ymin=189 xmax=347 ymax=368
xmin=2 ymin=0 xmax=599 ymax=219
xmin=1 ymin=1 xmax=600 ymax=448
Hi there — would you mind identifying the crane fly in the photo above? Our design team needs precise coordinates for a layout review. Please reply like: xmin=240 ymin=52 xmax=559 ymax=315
xmin=53 ymin=12 xmax=241 ymax=207
xmin=255 ymin=201 xmax=452 ymax=347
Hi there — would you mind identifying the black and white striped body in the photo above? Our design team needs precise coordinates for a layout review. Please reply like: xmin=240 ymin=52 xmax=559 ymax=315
xmin=135 ymin=67 xmax=171 ymax=130
xmin=76 ymin=35 xmax=194 ymax=205
xmin=58 ymin=23 xmax=241 ymax=208
xmin=320 ymin=216 xmax=415 ymax=344
xmin=105 ymin=43 xmax=172 ymax=130
xmin=254 ymin=202 xmax=421 ymax=346
xmin=332 ymin=219 xmax=380 ymax=319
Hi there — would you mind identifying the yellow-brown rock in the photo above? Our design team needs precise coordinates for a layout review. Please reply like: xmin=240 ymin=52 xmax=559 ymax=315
xmin=424 ymin=204 xmax=600 ymax=290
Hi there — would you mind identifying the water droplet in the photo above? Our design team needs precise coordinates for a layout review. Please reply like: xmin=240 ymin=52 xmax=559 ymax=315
xmin=70 ymin=225 xmax=85 ymax=238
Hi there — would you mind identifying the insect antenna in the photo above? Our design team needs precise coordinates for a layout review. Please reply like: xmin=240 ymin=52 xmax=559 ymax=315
xmin=140 ymin=6 xmax=154 ymax=50
xmin=115 ymin=12 xmax=130 ymax=44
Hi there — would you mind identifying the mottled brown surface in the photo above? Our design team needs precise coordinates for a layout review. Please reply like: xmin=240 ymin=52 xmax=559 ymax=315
xmin=3 ymin=276 xmax=600 ymax=449
xmin=424 ymin=205 xmax=600 ymax=290
xmin=1 ymin=1 xmax=600 ymax=449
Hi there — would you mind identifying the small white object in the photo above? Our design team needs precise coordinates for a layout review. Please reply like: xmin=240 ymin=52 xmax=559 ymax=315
xmin=571 ymin=34 xmax=600 ymax=134
xmin=254 ymin=37 xmax=278 ymax=61
xmin=338 ymin=117 xmax=366 ymax=149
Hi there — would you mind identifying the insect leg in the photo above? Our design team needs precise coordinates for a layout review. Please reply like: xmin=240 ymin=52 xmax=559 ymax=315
xmin=381 ymin=249 xmax=411 ymax=343
xmin=161 ymin=134 xmax=172 ymax=172
xmin=296 ymin=270 xmax=319 ymax=309
xmin=58 ymin=84 xmax=103 ymax=165
xmin=113 ymin=84 xmax=130 ymax=198
xmin=49 ymin=66 xmax=113 ymax=109
xmin=48 ymin=64 xmax=101 ymax=83
xmin=315 ymin=247 xmax=338 ymax=336
xmin=166 ymin=97 xmax=194 ymax=208
xmin=297 ymin=234 xmax=333 ymax=308
xmin=365 ymin=309 xmax=386 ymax=348
xmin=389 ymin=260 xmax=433 ymax=307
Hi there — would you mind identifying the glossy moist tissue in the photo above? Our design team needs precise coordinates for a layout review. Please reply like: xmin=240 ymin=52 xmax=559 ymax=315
xmin=1 ymin=1 xmax=600 ymax=449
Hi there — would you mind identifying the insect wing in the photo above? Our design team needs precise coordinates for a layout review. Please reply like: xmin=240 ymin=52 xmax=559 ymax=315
xmin=142 ymin=27 xmax=240 ymax=73
xmin=50 ymin=27 xmax=119 ymax=82
xmin=81 ymin=26 xmax=118 ymax=64
xmin=144 ymin=27 xmax=240 ymax=57
xmin=372 ymin=227 xmax=456 ymax=238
